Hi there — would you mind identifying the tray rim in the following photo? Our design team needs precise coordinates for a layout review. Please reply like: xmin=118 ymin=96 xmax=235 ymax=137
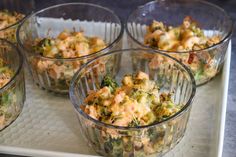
xmin=216 ymin=41 xmax=231 ymax=157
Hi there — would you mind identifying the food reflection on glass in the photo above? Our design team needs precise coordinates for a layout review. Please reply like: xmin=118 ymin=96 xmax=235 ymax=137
xmin=145 ymin=16 xmax=221 ymax=51
xmin=0 ymin=39 xmax=25 ymax=130
xmin=126 ymin=0 xmax=233 ymax=86
xmin=82 ymin=72 xmax=184 ymax=156
xmin=0 ymin=58 xmax=14 ymax=129
xmin=0 ymin=58 xmax=13 ymax=87
xmin=80 ymin=71 xmax=184 ymax=156
xmin=0 ymin=10 xmax=24 ymax=42
xmin=70 ymin=49 xmax=196 ymax=156
xmin=32 ymin=30 xmax=106 ymax=92
xmin=17 ymin=3 xmax=123 ymax=94
xmin=144 ymin=16 xmax=221 ymax=83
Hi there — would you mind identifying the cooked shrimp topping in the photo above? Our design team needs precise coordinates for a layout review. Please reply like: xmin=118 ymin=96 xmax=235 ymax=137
xmin=33 ymin=30 xmax=106 ymax=58
xmin=144 ymin=16 xmax=221 ymax=51
xmin=0 ymin=58 xmax=13 ymax=88
xmin=82 ymin=71 xmax=180 ymax=127
xmin=0 ymin=10 xmax=24 ymax=30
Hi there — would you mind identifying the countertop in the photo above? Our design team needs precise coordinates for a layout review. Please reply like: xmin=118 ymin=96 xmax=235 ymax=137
xmin=1 ymin=0 xmax=235 ymax=157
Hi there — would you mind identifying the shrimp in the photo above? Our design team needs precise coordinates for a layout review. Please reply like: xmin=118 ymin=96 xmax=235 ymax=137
xmin=48 ymin=64 xmax=65 ymax=80
xmin=98 ymin=87 xmax=111 ymax=99
xmin=136 ymin=71 xmax=149 ymax=80
xmin=181 ymin=29 xmax=194 ymax=39
xmin=75 ymin=42 xmax=90 ymax=56
xmin=86 ymin=105 xmax=98 ymax=120
xmin=149 ymin=55 xmax=163 ymax=69
xmin=46 ymin=46 xmax=58 ymax=58
xmin=62 ymin=49 xmax=75 ymax=58
xmin=37 ymin=60 xmax=52 ymax=72
xmin=148 ymin=20 xmax=165 ymax=32
xmin=0 ymin=21 xmax=8 ymax=29
xmin=144 ymin=29 xmax=163 ymax=44
xmin=90 ymin=37 xmax=106 ymax=46
xmin=161 ymin=40 xmax=179 ymax=51
xmin=58 ymin=31 xmax=70 ymax=40
xmin=158 ymin=32 xmax=171 ymax=47
xmin=114 ymin=91 xmax=126 ymax=104
xmin=182 ymin=36 xmax=200 ymax=50
xmin=57 ymin=41 xmax=68 ymax=51
xmin=0 ymin=77 xmax=10 ymax=87
xmin=112 ymin=117 xmax=131 ymax=126
xmin=0 ymin=115 xmax=5 ymax=127
xmin=122 ymin=75 xmax=133 ymax=86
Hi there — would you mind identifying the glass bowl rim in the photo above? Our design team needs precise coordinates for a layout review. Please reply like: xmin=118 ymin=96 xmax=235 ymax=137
xmin=0 ymin=38 xmax=23 ymax=93
xmin=16 ymin=2 xmax=124 ymax=61
xmin=69 ymin=48 xmax=196 ymax=131
xmin=125 ymin=0 xmax=234 ymax=54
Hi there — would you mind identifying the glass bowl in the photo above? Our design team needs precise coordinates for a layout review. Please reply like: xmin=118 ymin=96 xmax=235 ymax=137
xmin=0 ymin=39 xmax=25 ymax=131
xmin=125 ymin=0 xmax=233 ymax=86
xmin=69 ymin=49 xmax=196 ymax=156
xmin=0 ymin=0 xmax=35 ymax=43
xmin=17 ymin=3 xmax=124 ymax=94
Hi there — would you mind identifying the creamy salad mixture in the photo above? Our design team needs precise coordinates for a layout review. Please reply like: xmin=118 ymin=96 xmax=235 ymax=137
xmin=144 ymin=16 xmax=221 ymax=83
xmin=144 ymin=16 xmax=220 ymax=51
xmin=0 ymin=10 xmax=24 ymax=42
xmin=34 ymin=30 xmax=106 ymax=58
xmin=0 ymin=58 xmax=13 ymax=87
xmin=82 ymin=71 xmax=180 ymax=127
xmin=0 ymin=58 xmax=15 ymax=129
xmin=81 ymin=71 xmax=182 ymax=156
xmin=32 ymin=30 xmax=106 ymax=91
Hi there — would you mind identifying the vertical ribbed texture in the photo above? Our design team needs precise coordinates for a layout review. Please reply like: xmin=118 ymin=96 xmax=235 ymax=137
xmin=127 ymin=22 xmax=230 ymax=86
xmin=71 ymin=50 xmax=194 ymax=157
xmin=18 ymin=4 xmax=123 ymax=94
xmin=0 ymin=40 xmax=25 ymax=130
xmin=126 ymin=0 xmax=232 ymax=86
xmin=22 ymin=21 xmax=122 ymax=94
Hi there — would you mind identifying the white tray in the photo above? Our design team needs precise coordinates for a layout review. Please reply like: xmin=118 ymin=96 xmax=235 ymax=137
xmin=0 ymin=33 xmax=231 ymax=157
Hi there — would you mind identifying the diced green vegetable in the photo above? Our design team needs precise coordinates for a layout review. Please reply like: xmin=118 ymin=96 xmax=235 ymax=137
xmin=0 ymin=67 xmax=9 ymax=73
xmin=101 ymin=75 xmax=118 ymax=93
xmin=104 ymin=138 xmax=123 ymax=156
xmin=101 ymin=107 xmax=112 ymax=118
xmin=33 ymin=38 xmax=52 ymax=55
xmin=128 ymin=118 xmax=141 ymax=127
xmin=194 ymin=60 xmax=205 ymax=80
xmin=38 ymin=38 xmax=52 ymax=47
xmin=0 ymin=92 xmax=12 ymax=105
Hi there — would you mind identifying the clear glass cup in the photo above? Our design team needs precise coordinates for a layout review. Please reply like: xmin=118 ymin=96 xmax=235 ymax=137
xmin=0 ymin=39 xmax=25 ymax=131
xmin=0 ymin=0 xmax=35 ymax=43
xmin=17 ymin=3 xmax=124 ymax=94
xmin=125 ymin=0 xmax=233 ymax=86
xmin=70 ymin=49 xmax=196 ymax=156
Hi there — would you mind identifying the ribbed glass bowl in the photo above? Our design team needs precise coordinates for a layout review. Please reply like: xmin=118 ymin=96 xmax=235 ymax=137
xmin=0 ymin=39 xmax=25 ymax=131
xmin=17 ymin=3 xmax=124 ymax=94
xmin=69 ymin=49 xmax=196 ymax=157
xmin=126 ymin=0 xmax=233 ymax=86
xmin=0 ymin=0 xmax=35 ymax=43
